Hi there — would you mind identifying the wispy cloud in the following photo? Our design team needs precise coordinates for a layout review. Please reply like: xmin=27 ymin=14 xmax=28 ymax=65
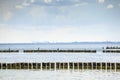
xmin=0 ymin=25 xmax=74 ymax=42
xmin=0 ymin=1 xmax=15 ymax=21
xmin=15 ymin=0 xmax=34 ymax=9
xmin=0 ymin=0 xmax=120 ymax=43
xmin=119 ymin=3 xmax=120 ymax=7
xmin=32 ymin=0 xmax=87 ymax=7
xmin=74 ymin=2 xmax=88 ymax=7
xmin=44 ymin=0 xmax=53 ymax=3
xmin=107 ymin=4 xmax=114 ymax=9
xmin=31 ymin=0 xmax=35 ymax=3
xmin=3 ymin=11 xmax=12 ymax=21
xmin=0 ymin=24 xmax=118 ymax=43
xmin=98 ymin=0 xmax=105 ymax=3
xmin=15 ymin=5 xmax=24 ymax=9
xmin=30 ymin=6 xmax=47 ymax=19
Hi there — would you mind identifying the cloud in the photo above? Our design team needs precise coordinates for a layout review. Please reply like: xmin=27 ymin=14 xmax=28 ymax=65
xmin=119 ymin=4 xmax=120 ymax=7
xmin=0 ymin=25 xmax=81 ymax=43
xmin=107 ymin=4 xmax=114 ymax=9
xmin=0 ymin=1 xmax=15 ymax=21
xmin=32 ymin=0 xmax=87 ymax=7
xmin=0 ymin=24 xmax=117 ymax=43
xmin=44 ymin=0 xmax=53 ymax=3
xmin=30 ymin=6 xmax=47 ymax=19
xmin=0 ymin=25 xmax=32 ymax=43
xmin=15 ymin=5 xmax=24 ymax=9
xmin=31 ymin=0 xmax=35 ymax=3
xmin=98 ymin=0 xmax=105 ymax=3
xmin=3 ymin=11 xmax=12 ymax=21
xmin=75 ymin=2 xmax=88 ymax=7
xmin=22 ymin=0 xmax=30 ymax=7
xmin=22 ymin=3 xmax=30 ymax=6
xmin=15 ymin=0 xmax=33 ymax=9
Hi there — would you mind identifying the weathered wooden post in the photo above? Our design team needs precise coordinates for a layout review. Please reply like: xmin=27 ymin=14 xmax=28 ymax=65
xmin=51 ymin=63 xmax=55 ymax=70
xmin=28 ymin=63 xmax=31 ymax=69
xmin=2 ymin=63 xmax=6 ymax=69
xmin=46 ymin=63 xmax=49 ymax=70
xmin=87 ymin=63 xmax=88 ymax=69
xmin=92 ymin=62 xmax=93 ymax=70
xmin=28 ymin=62 xmax=30 ymax=70
xmin=115 ymin=62 xmax=116 ymax=72
xmin=101 ymin=62 xmax=102 ymax=71
xmin=55 ymin=62 xmax=56 ymax=71
xmin=106 ymin=62 xmax=107 ymax=72
xmin=97 ymin=63 xmax=100 ymax=70
xmin=62 ymin=63 xmax=64 ymax=70
xmin=61 ymin=63 xmax=63 ymax=70
xmin=84 ymin=63 xmax=87 ymax=70
xmin=42 ymin=63 xmax=45 ymax=70
xmin=78 ymin=63 xmax=79 ymax=70
xmin=73 ymin=62 xmax=74 ymax=70
xmin=10 ymin=63 xmax=12 ymax=69
xmin=56 ymin=63 xmax=58 ymax=70
xmin=31 ymin=63 xmax=34 ymax=69
xmin=74 ymin=63 xmax=78 ymax=70
xmin=5 ymin=63 xmax=6 ymax=70
xmin=88 ymin=63 xmax=91 ymax=70
xmin=68 ymin=62 xmax=70 ymax=70
xmin=49 ymin=63 xmax=51 ymax=70
xmin=41 ymin=63 xmax=42 ymax=70
xmin=110 ymin=63 xmax=111 ymax=72
xmin=116 ymin=63 xmax=120 ymax=72
xmin=79 ymin=63 xmax=82 ymax=70
xmin=93 ymin=62 xmax=96 ymax=70
xmin=58 ymin=63 xmax=60 ymax=70
xmin=82 ymin=62 xmax=84 ymax=70
xmin=1 ymin=63 xmax=2 ymax=69
xmin=64 ymin=63 xmax=68 ymax=70
xmin=0 ymin=63 xmax=1 ymax=69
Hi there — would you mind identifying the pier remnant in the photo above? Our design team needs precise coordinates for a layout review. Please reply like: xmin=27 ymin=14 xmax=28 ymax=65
xmin=0 ymin=62 xmax=119 ymax=71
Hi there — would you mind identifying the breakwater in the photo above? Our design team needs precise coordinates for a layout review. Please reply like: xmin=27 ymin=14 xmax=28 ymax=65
xmin=0 ymin=48 xmax=96 ymax=53
xmin=103 ymin=50 xmax=120 ymax=53
xmin=1 ymin=46 xmax=120 ymax=53
xmin=103 ymin=46 xmax=120 ymax=53
xmin=0 ymin=46 xmax=120 ymax=53
xmin=106 ymin=46 xmax=120 ymax=49
xmin=0 ymin=62 xmax=120 ymax=71
xmin=0 ymin=48 xmax=19 ymax=53
xmin=24 ymin=49 xmax=96 ymax=53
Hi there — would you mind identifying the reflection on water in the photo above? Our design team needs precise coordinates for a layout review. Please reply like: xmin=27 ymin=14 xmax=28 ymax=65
xmin=0 ymin=70 xmax=120 ymax=80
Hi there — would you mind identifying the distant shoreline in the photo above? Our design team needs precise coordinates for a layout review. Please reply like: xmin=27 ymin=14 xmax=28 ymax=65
xmin=0 ymin=42 xmax=120 ymax=45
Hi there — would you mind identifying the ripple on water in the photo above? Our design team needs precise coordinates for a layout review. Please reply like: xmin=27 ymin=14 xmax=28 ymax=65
xmin=0 ymin=70 xmax=120 ymax=80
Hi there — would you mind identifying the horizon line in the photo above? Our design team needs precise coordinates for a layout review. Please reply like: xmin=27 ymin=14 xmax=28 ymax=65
xmin=0 ymin=41 xmax=120 ymax=44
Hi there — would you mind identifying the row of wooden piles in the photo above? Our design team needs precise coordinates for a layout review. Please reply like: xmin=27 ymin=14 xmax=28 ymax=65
xmin=0 ymin=62 xmax=120 ymax=71
xmin=0 ymin=46 xmax=120 ymax=53
xmin=103 ymin=46 xmax=120 ymax=53
xmin=0 ymin=48 xmax=19 ymax=53
xmin=23 ymin=49 xmax=96 ymax=53
xmin=0 ymin=48 xmax=96 ymax=53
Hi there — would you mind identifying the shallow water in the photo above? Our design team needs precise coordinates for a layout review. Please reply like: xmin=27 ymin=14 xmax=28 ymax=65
xmin=0 ymin=43 xmax=120 ymax=80
xmin=0 ymin=43 xmax=120 ymax=50
xmin=0 ymin=70 xmax=120 ymax=80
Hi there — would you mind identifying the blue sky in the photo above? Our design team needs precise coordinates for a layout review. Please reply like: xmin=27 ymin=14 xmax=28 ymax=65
xmin=0 ymin=0 xmax=120 ymax=43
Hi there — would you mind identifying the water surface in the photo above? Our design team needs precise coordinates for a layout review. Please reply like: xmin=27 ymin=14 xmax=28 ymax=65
xmin=0 ymin=70 xmax=120 ymax=80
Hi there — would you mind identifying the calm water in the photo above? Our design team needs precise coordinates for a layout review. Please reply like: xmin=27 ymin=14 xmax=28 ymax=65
xmin=0 ymin=43 xmax=120 ymax=50
xmin=0 ymin=43 xmax=120 ymax=80
xmin=0 ymin=70 xmax=120 ymax=80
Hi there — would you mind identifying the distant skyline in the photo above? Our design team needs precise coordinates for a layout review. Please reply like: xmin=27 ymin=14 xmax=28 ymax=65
xmin=0 ymin=0 xmax=120 ymax=43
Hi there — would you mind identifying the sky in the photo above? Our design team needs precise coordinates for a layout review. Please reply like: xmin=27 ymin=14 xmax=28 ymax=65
xmin=0 ymin=0 xmax=120 ymax=43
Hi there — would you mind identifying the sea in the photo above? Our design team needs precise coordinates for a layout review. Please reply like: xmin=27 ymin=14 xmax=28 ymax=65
xmin=0 ymin=42 xmax=120 ymax=80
